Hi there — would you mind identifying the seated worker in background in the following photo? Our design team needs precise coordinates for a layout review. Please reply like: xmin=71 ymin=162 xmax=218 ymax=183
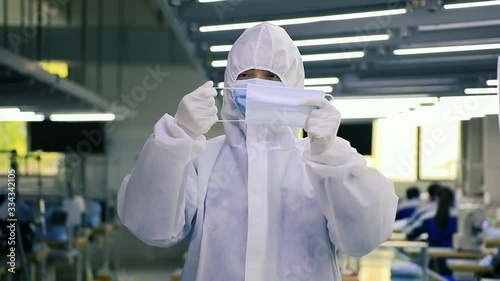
xmin=405 ymin=182 xmax=441 ymax=229
xmin=396 ymin=186 xmax=421 ymax=220
xmin=117 ymin=22 xmax=398 ymax=281
xmin=405 ymin=186 xmax=458 ymax=276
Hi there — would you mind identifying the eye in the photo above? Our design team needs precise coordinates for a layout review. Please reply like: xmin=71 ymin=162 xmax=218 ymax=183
xmin=267 ymin=73 xmax=281 ymax=81
xmin=237 ymin=73 xmax=250 ymax=79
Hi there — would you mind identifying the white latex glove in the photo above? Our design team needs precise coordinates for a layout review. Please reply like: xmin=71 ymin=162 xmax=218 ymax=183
xmin=303 ymin=98 xmax=341 ymax=155
xmin=174 ymin=81 xmax=218 ymax=140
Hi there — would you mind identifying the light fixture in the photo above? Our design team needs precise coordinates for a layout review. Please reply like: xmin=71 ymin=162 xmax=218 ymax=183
xmin=464 ymin=88 xmax=498 ymax=95
xmin=212 ymin=60 xmax=228 ymax=67
xmin=418 ymin=19 xmax=500 ymax=32
xmin=0 ymin=107 xmax=21 ymax=114
xmin=486 ymin=79 xmax=498 ymax=86
xmin=305 ymin=86 xmax=333 ymax=93
xmin=444 ymin=0 xmax=500 ymax=10
xmin=295 ymin=34 xmax=390 ymax=47
xmin=39 ymin=61 xmax=69 ymax=78
xmin=0 ymin=111 xmax=45 ymax=122
xmin=304 ymin=77 xmax=339 ymax=86
xmin=209 ymin=34 xmax=390 ymax=53
xmin=394 ymin=43 xmax=500 ymax=55
xmin=198 ymin=0 xmax=225 ymax=2
xmin=333 ymin=97 xmax=438 ymax=119
xmin=199 ymin=9 xmax=406 ymax=32
xmin=212 ymin=51 xmax=364 ymax=67
xmin=50 ymin=113 xmax=116 ymax=122
xmin=302 ymin=51 xmax=364 ymax=62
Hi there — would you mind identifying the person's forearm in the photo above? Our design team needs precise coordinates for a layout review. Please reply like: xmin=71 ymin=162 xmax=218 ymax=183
xmin=117 ymin=113 xmax=204 ymax=247
xmin=303 ymin=137 xmax=398 ymax=257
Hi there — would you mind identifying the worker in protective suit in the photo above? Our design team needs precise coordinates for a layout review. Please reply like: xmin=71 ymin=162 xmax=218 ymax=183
xmin=117 ymin=22 xmax=398 ymax=281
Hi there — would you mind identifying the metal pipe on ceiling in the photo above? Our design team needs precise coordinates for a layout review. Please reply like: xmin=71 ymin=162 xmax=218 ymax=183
xmin=117 ymin=0 xmax=124 ymax=100
xmin=97 ymin=0 xmax=103 ymax=96
xmin=155 ymin=0 xmax=208 ymax=79
xmin=36 ymin=0 xmax=42 ymax=61
xmin=3 ymin=0 xmax=7 ymax=48
xmin=81 ymin=0 xmax=87 ymax=85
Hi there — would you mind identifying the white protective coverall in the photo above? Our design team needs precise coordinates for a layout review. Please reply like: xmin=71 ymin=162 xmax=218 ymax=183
xmin=117 ymin=22 xmax=398 ymax=281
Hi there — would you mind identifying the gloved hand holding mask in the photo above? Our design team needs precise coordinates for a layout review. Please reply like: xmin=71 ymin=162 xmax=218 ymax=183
xmin=302 ymin=97 xmax=342 ymax=155
xmin=174 ymin=81 xmax=218 ymax=140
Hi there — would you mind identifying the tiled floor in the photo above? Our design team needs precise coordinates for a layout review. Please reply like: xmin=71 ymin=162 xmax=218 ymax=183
xmin=115 ymin=248 xmax=411 ymax=281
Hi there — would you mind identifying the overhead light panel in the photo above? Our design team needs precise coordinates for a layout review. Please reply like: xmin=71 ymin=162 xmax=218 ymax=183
xmin=418 ymin=19 xmax=500 ymax=32
xmin=50 ymin=113 xmax=116 ymax=122
xmin=212 ymin=51 xmax=364 ymax=67
xmin=210 ymin=34 xmax=390 ymax=53
xmin=198 ymin=0 xmax=225 ymax=2
xmin=212 ymin=60 xmax=228 ymax=67
xmin=199 ymin=9 xmax=406 ymax=32
xmin=295 ymin=34 xmax=390 ymax=47
xmin=0 ymin=111 xmax=45 ymax=122
xmin=304 ymin=77 xmax=339 ymax=86
xmin=305 ymin=86 xmax=333 ymax=93
xmin=444 ymin=0 xmax=500 ymax=9
xmin=394 ymin=43 xmax=500 ymax=55
xmin=486 ymin=79 xmax=498 ymax=86
xmin=464 ymin=87 xmax=498 ymax=95
xmin=302 ymin=51 xmax=364 ymax=62
xmin=0 ymin=107 xmax=21 ymax=114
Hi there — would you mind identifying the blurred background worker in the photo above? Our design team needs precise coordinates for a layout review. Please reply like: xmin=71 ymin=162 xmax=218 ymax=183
xmin=405 ymin=186 xmax=458 ymax=277
xmin=396 ymin=186 xmax=421 ymax=220
xmin=405 ymin=182 xmax=442 ymax=229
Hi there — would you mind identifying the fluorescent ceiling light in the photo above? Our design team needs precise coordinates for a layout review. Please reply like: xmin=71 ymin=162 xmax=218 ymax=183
xmin=333 ymin=97 xmax=438 ymax=119
xmin=394 ymin=43 xmax=500 ymax=55
xmin=305 ymin=86 xmax=333 ymax=93
xmin=486 ymin=79 xmax=498 ymax=86
xmin=444 ymin=0 xmax=500 ymax=10
xmin=211 ymin=45 xmax=232 ymax=52
xmin=0 ymin=113 xmax=45 ymax=122
xmin=212 ymin=60 xmax=228 ymax=67
xmin=302 ymin=51 xmax=364 ymax=62
xmin=199 ymin=9 xmax=406 ymax=32
xmin=212 ymin=51 xmax=363 ymax=67
xmin=464 ymin=87 xmax=498 ymax=94
xmin=50 ymin=113 xmax=116 ymax=122
xmin=210 ymin=34 xmax=389 ymax=53
xmin=418 ymin=19 xmax=500 ymax=32
xmin=304 ymin=77 xmax=339 ymax=86
xmin=295 ymin=34 xmax=390 ymax=47
xmin=0 ymin=107 xmax=21 ymax=114
xmin=198 ymin=0 xmax=225 ymax=2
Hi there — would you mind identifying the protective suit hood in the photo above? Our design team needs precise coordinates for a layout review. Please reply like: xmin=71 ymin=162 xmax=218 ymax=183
xmin=221 ymin=22 xmax=305 ymax=148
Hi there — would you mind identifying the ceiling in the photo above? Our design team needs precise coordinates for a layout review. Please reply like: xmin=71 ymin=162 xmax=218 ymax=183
xmin=0 ymin=46 xmax=113 ymax=116
xmin=161 ymin=0 xmax=500 ymax=98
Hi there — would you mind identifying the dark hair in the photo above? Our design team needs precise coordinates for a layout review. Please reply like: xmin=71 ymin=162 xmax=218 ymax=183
xmin=428 ymin=182 xmax=441 ymax=200
xmin=435 ymin=186 xmax=455 ymax=228
xmin=406 ymin=186 xmax=420 ymax=200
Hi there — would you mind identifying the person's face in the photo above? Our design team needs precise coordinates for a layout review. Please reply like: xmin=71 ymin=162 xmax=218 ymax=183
xmin=237 ymin=69 xmax=281 ymax=81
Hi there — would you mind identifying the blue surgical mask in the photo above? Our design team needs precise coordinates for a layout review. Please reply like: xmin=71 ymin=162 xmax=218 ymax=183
xmin=233 ymin=79 xmax=284 ymax=116
xmin=245 ymin=84 xmax=327 ymax=128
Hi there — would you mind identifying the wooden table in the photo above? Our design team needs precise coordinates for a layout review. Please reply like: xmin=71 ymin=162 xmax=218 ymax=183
xmin=404 ymin=247 xmax=496 ymax=259
xmin=447 ymin=259 xmax=493 ymax=274
xmin=486 ymin=239 xmax=500 ymax=248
